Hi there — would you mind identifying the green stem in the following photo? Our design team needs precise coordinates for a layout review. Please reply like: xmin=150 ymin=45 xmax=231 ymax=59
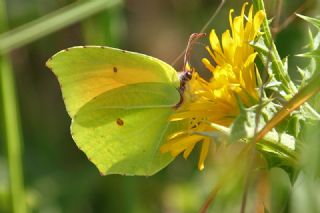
xmin=253 ymin=0 xmax=298 ymax=97
xmin=253 ymin=0 xmax=320 ymax=118
xmin=0 ymin=57 xmax=26 ymax=213
xmin=0 ymin=1 xmax=27 ymax=213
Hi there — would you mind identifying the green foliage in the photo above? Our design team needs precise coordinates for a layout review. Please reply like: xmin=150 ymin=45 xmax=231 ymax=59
xmin=1 ymin=0 xmax=320 ymax=212
xmin=297 ymin=14 xmax=320 ymax=30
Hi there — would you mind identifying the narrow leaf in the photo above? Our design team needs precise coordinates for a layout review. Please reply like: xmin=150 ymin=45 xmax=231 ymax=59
xmin=297 ymin=14 xmax=320 ymax=29
xmin=0 ymin=0 xmax=121 ymax=53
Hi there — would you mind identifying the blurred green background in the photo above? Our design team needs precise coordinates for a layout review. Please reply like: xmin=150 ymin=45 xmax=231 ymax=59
xmin=1 ymin=0 xmax=320 ymax=212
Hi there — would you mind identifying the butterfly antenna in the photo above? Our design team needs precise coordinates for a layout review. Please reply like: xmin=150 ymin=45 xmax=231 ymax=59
xmin=183 ymin=33 xmax=206 ymax=72
xmin=172 ymin=33 xmax=206 ymax=72
xmin=174 ymin=0 xmax=226 ymax=109
xmin=175 ymin=33 xmax=206 ymax=109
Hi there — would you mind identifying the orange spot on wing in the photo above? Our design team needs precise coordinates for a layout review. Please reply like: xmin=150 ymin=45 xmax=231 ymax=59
xmin=116 ymin=118 xmax=124 ymax=126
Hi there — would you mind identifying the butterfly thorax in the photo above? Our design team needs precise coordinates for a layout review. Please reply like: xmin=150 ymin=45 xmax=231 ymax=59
xmin=178 ymin=70 xmax=192 ymax=92
xmin=175 ymin=70 xmax=193 ymax=109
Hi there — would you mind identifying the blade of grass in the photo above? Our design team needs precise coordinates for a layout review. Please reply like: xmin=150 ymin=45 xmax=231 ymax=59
xmin=0 ymin=57 xmax=26 ymax=213
xmin=0 ymin=0 xmax=122 ymax=54
xmin=0 ymin=1 xmax=26 ymax=212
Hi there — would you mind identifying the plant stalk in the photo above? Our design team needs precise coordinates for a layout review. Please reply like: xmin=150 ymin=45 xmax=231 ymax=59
xmin=0 ymin=57 xmax=27 ymax=213
xmin=0 ymin=0 xmax=27 ymax=212
xmin=0 ymin=0 xmax=121 ymax=54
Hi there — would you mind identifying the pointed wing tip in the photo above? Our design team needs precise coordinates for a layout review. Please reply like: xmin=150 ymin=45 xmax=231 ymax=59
xmin=45 ymin=46 xmax=87 ymax=72
xmin=45 ymin=57 xmax=53 ymax=69
xmin=45 ymin=46 xmax=84 ymax=68
xmin=45 ymin=46 xmax=107 ymax=69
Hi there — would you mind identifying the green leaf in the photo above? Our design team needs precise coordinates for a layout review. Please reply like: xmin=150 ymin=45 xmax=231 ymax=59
xmin=297 ymin=14 xmax=320 ymax=30
xmin=309 ymin=30 xmax=320 ymax=50
xmin=297 ymin=49 xmax=320 ymax=59
xmin=255 ymin=71 xmax=320 ymax=143
xmin=207 ymin=102 xmax=297 ymax=170
xmin=252 ymin=37 xmax=292 ymax=99
xmin=229 ymin=106 xmax=261 ymax=142
xmin=222 ymin=100 xmax=297 ymax=175
xmin=297 ymin=66 xmax=313 ymax=88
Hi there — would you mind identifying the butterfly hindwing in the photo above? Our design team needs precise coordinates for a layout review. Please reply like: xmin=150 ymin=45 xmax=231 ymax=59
xmin=72 ymin=83 xmax=185 ymax=175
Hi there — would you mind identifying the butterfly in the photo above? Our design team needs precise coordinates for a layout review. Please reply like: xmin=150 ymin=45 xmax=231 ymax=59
xmin=46 ymin=33 xmax=205 ymax=176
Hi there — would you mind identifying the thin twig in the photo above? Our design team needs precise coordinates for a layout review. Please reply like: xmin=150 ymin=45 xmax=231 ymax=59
xmin=171 ymin=0 xmax=225 ymax=67
xmin=271 ymin=0 xmax=311 ymax=35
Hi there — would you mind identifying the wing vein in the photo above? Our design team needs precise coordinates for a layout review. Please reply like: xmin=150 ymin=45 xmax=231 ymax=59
xmin=147 ymin=120 xmax=171 ymax=174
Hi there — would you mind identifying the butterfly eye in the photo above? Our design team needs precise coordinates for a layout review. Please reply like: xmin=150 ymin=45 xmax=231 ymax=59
xmin=178 ymin=71 xmax=192 ymax=82
xmin=186 ymin=71 xmax=192 ymax=80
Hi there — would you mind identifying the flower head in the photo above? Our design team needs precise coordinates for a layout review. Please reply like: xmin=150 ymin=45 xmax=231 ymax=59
xmin=161 ymin=3 xmax=266 ymax=170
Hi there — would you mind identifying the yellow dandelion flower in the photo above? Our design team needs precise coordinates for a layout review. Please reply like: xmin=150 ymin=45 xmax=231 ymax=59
xmin=161 ymin=3 xmax=266 ymax=170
